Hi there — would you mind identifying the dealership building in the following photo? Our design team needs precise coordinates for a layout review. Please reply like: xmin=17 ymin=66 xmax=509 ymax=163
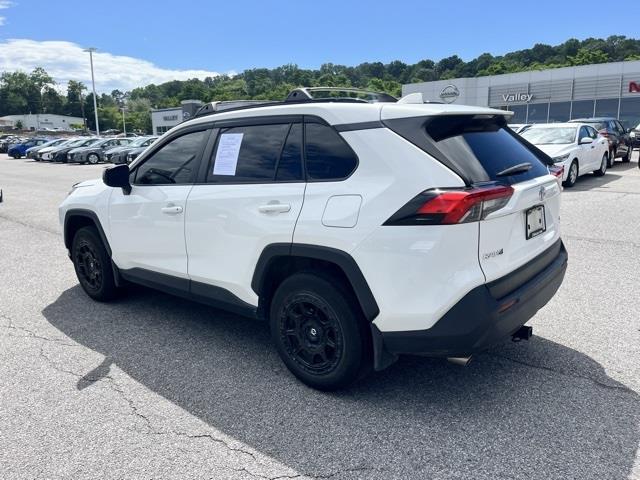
xmin=402 ymin=60 xmax=640 ymax=127
xmin=0 ymin=113 xmax=83 ymax=131
xmin=150 ymin=99 xmax=203 ymax=136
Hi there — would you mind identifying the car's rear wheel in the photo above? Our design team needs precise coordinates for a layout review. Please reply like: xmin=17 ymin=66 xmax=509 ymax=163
xmin=563 ymin=160 xmax=579 ymax=187
xmin=270 ymin=273 xmax=370 ymax=390
xmin=621 ymin=148 xmax=630 ymax=163
xmin=87 ymin=153 xmax=100 ymax=165
xmin=71 ymin=226 xmax=118 ymax=301
xmin=594 ymin=153 xmax=607 ymax=177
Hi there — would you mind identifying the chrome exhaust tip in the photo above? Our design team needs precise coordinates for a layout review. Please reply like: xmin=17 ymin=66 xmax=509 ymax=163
xmin=447 ymin=356 xmax=472 ymax=367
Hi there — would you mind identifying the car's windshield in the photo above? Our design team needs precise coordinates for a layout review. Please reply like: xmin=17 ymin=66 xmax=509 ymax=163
xmin=78 ymin=138 xmax=99 ymax=147
xmin=585 ymin=122 xmax=607 ymax=131
xmin=521 ymin=127 xmax=577 ymax=145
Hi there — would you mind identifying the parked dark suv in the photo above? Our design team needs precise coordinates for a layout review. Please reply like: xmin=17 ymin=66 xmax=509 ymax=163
xmin=569 ymin=117 xmax=631 ymax=166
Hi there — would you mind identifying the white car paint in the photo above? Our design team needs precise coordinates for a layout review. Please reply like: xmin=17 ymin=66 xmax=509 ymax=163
xmin=60 ymin=99 xmax=563 ymax=335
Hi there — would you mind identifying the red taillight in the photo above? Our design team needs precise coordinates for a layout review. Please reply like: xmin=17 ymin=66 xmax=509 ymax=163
xmin=598 ymin=129 xmax=609 ymax=137
xmin=549 ymin=165 xmax=564 ymax=188
xmin=385 ymin=185 xmax=514 ymax=226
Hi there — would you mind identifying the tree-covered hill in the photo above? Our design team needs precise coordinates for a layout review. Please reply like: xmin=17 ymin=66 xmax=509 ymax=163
xmin=2 ymin=36 xmax=639 ymax=133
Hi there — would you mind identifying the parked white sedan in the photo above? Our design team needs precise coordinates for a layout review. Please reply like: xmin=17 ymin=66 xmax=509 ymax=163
xmin=521 ymin=123 xmax=609 ymax=187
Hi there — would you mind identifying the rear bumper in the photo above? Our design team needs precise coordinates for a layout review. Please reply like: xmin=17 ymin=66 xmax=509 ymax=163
xmin=374 ymin=240 xmax=567 ymax=365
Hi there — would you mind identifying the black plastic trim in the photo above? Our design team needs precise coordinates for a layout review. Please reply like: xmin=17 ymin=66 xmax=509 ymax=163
xmin=252 ymin=243 xmax=380 ymax=321
xmin=334 ymin=121 xmax=385 ymax=132
xmin=64 ymin=209 xmax=111 ymax=256
xmin=380 ymin=241 xmax=568 ymax=358
xmin=119 ymin=268 xmax=258 ymax=319
xmin=487 ymin=238 xmax=562 ymax=299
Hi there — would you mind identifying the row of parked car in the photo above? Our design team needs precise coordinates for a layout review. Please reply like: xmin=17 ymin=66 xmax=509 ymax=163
xmin=509 ymin=116 xmax=640 ymax=186
xmin=1 ymin=134 xmax=159 ymax=165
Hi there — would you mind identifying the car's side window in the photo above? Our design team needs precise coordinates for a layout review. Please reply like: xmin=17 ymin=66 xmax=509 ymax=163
xmin=304 ymin=122 xmax=358 ymax=181
xmin=207 ymin=123 xmax=292 ymax=183
xmin=586 ymin=126 xmax=598 ymax=139
xmin=133 ymin=129 xmax=208 ymax=186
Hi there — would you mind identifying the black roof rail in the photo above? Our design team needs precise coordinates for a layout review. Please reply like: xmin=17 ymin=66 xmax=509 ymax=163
xmin=285 ymin=87 xmax=397 ymax=103
xmin=192 ymin=87 xmax=398 ymax=119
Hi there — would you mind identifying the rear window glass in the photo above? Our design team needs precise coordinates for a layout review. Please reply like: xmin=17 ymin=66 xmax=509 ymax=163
xmin=425 ymin=115 xmax=549 ymax=184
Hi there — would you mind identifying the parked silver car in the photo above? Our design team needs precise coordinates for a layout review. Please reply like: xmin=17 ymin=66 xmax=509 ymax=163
xmin=67 ymin=138 xmax=132 ymax=164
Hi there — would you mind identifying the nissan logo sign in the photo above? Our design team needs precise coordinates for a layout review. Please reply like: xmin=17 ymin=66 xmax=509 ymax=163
xmin=439 ymin=85 xmax=460 ymax=103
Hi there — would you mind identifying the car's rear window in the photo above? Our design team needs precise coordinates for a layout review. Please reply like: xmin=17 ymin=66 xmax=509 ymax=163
xmin=424 ymin=115 xmax=550 ymax=184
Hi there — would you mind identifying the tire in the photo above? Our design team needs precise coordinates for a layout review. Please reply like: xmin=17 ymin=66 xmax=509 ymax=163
xmin=621 ymin=149 xmax=630 ymax=163
xmin=593 ymin=153 xmax=607 ymax=177
xmin=270 ymin=272 xmax=370 ymax=390
xmin=563 ymin=160 xmax=579 ymax=188
xmin=71 ymin=226 xmax=118 ymax=301
xmin=87 ymin=153 xmax=100 ymax=165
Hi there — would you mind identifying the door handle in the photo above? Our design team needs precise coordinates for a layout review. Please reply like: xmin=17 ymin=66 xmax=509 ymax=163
xmin=161 ymin=205 xmax=183 ymax=215
xmin=258 ymin=203 xmax=291 ymax=214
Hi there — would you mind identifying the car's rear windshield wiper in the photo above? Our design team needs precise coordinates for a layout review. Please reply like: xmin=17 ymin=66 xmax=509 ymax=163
xmin=496 ymin=162 xmax=532 ymax=177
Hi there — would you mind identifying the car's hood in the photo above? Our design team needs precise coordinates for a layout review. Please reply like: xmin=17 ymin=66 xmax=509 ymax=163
xmin=38 ymin=146 xmax=60 ymax=153
xmin=533 ymin=144 xmax=574 ymax=158
xmin=74 ymin=179 xmax=100 ymax=188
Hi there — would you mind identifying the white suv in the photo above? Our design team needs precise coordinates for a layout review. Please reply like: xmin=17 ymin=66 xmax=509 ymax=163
xmin=59 ymin=88 xmax=568 ymax=390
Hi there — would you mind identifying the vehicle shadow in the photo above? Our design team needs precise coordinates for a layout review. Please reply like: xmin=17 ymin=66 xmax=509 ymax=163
xmin=43 ymin=285 xmax=639 ymax=479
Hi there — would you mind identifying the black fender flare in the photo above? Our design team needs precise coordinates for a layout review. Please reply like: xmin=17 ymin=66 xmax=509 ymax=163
xmin=252 ymin=243 xmax=380 ymax=322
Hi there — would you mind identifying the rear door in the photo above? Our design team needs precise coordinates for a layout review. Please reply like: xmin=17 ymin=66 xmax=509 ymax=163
xmin=185 ymin=118 xmax=306 ymax=306
xmin=417 ymin=114 xmax=561 ymax=282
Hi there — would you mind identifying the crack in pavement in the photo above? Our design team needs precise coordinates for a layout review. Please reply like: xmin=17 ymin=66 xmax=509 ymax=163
xmin=563 ymin=234 xmax=640 ymax=249
xmin=489 ymin=353 xmax=638 ymax=397
xmin=0 ymin=212 xmax=60 ymax=237
xmin=0 ymin=312 xmax=76 ymax=347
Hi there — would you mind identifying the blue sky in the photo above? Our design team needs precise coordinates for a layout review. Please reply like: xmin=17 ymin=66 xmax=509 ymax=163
xmin=0 ymin=0 xmax=637 ymax=92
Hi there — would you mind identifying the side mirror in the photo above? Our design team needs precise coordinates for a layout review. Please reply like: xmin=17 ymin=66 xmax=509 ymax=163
xmin=579 ymin=137 xmax=593 ymax=145
xmin=103 ymin=164 xmax=131 ymax=195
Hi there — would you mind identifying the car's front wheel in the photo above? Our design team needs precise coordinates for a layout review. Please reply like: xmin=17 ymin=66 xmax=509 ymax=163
xmin=563 ymin=160 xmax=579 ymax=187
xmin=621 ymin=148 xmax=630 ymax=163
xmin=71 ymin=226 xmax=118 ymax=301
xmin=87 ymin=153 xmax=100 ymax=165
xmin=594 ymin=153 xmax=607 ymax=177
xmin=270 ymin=273 xmax=370 ymax=390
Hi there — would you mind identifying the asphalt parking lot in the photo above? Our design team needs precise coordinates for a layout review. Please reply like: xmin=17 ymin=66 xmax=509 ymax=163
xmin=0 ymin=154 xmax=639 ymax=480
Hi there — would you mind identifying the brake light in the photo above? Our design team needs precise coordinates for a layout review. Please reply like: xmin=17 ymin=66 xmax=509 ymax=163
xmin=549 ymin=165 xmax=564 ymax=188
xmin=598 ymin=129 xmax=609 ymax=137
xmin=385 ymin=185 xmax=514 ymax=226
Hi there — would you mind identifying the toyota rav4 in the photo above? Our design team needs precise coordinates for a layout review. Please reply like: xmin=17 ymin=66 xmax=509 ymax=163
xmin=59 ymin=88 xmax=568 ymax=390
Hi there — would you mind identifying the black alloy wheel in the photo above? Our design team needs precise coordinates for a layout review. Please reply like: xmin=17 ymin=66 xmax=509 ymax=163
xmin=280 ymin=294 xmax=344 ymax=376
xmin=270 ymin=273 xmax=370 ymax=390
xmin=71 ymin=226 xmax=118 ymax=301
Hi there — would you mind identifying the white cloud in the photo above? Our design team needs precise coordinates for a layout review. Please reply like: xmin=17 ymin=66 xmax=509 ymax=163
xmin=0 ymin=39 xmax=222 ymax=93
xmin=0 ymin=0 xmax=12 ymax=26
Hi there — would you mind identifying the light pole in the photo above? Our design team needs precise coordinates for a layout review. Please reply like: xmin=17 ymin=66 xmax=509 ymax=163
xmin=84 ymin=47 xmax=100 ymax=136
xmin=121 ymin=107 xmax=127 ymax=136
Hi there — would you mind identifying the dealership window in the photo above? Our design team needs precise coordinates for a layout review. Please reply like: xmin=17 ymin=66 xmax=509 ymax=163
xmin=548 ymin=102 xmax=571 ymax=123
xmin=506 ymin=105 xmax=527 ymax=124
xmin=156 ymin=126 xmax=171 ymax=135
xmin=527 ymin=103 xmax=549 ymax=123
xmin=619 ymin=97 xmax=640 ymax=129
xmin=594 ymin=98 xmax=619 ymax=118
xmin=570 ymin=100 xmax=595 ymax=119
